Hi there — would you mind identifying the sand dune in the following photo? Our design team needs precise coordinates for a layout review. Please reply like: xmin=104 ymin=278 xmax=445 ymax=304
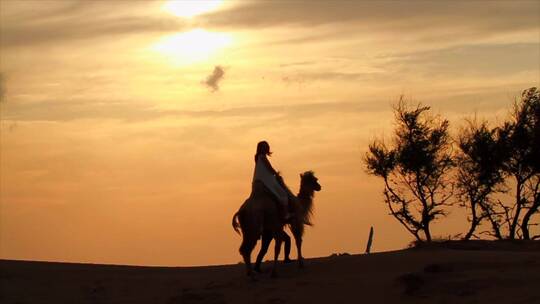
xmin=1 ymin=241 xmax=539 ymax=304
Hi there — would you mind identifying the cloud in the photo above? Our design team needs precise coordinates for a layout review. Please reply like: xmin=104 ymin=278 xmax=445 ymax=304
xmin=0 ymin=1 xmax=187 ymax=48
xmin=278 ymin=41 xmax=539 ymax=88
xmin=0 ymin=74 xmax=5 ymax=103
xmin=202 ymin=66 xmax=226 ymax=92
xmin=0 ymin=97 xmax=388 ymax=123
xmin=279 ymin=61 xmax=317 ymax=68
xmin=199 ymin=1 xmax=540 ymax=48
xmin=384 ymin=43 xmax=540 ymax=77
xmin=2 ymin=83 xmax=526 ymax=123
xmin=283 ymin=71 xmax=381 ymax=84
xmin=201 ymin=1 xmax=539 ymax=31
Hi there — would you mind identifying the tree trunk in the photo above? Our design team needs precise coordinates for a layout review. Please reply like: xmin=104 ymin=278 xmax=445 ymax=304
xmin=486 ymin=213 xmax=503 ymax=240
xmin=463 ymin=202 xmax=480 ymax=240
xmin=509 ymin=178 xmax=523 ymax=239
xmin=423 ymin=221 xmax=432 ymax=242
xmin=463 ymin=219 xmax=479 ymax=240
xmin=521 ymin=201 xmax=539 ymax=240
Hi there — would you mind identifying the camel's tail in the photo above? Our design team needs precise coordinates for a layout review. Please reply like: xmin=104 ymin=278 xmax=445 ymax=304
xmin=232 ymin=211 xmax=241 ymax=235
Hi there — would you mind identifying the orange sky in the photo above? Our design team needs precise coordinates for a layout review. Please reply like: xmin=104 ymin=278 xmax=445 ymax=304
xmin=1 ymin=0 xmax=539 ymax=266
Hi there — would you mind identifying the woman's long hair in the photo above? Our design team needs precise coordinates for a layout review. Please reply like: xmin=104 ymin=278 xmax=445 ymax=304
xmin=254 ymin=141 xmax=271 ymax=162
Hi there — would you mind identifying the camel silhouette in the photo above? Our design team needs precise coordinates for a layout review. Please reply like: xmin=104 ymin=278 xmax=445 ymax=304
xmin=232 ymin=171 xmax=321 ymax=276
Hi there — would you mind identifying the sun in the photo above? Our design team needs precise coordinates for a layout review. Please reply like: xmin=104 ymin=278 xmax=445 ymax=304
xmin=154 ymin=1 xmax=231 ymax=65
xmin=162 ymin=0 xmax=223 ymax=18
xmin=151 ymin=29 xmax=232 ymax=66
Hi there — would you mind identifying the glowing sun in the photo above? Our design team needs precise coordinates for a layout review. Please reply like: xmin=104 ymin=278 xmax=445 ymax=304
xmin=151 ymin=29 xmax=232 ymax=65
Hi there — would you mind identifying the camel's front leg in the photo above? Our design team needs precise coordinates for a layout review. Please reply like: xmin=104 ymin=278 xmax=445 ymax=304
xmin=254 ymin=232 xmax=272 ymax=273
xmin=291 ymin=224 xmax=304 ymax=268
xmin=271 ymin=233 xmax=283 ymax=278
xmin=295 ymin=235 xmax=304 ymax=268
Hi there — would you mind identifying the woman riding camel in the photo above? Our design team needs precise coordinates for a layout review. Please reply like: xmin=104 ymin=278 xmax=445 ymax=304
xmin=253 ymin=141 xmax=292 ymax=220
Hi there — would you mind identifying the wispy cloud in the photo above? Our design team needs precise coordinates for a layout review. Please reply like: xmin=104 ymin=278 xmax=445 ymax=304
xmin=199 ymin=1 xmax=540 ymax=51
xmin=202 ymin=66 xmax=226 ymax=92
xmin=0 ymin=1 xmax=186 ymax=48
xmin=0 ymin=97 xmax=390 ymax=123
xmin=2 ymin=85 xmax=530 ymax=124
xmin=201 ymin=1 xmax=539 ymax=32
xmin=279 ymin=61 xmax=318 ymax=68
xmin=283 ymin=71 xmax=381 ymax=84
xmin=0 ymin=74 xmax=5 ymax=103
xmin=383 ymin=43 xmax=540 ymax=77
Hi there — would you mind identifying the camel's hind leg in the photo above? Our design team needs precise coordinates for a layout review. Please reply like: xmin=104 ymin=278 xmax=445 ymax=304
xmin=254 ymin=231 xmax=272 ymax=273
xmin=271 ymin=232 xmax=283 ymax=278
xmin=239 ymin=234 xmax=257 ymax=276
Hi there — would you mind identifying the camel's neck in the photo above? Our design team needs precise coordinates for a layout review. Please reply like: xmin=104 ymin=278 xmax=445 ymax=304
xmin=297 ymin=188 xmax=314 ymax=202
xmin=296 ymin=187 xmax=314 ymax=222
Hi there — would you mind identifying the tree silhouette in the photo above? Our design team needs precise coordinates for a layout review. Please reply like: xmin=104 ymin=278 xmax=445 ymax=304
xmin=365 ymin=98 xmax=453 ymax=242
xmin=456 ymin=88 xmax=540 ymax=240
xmin=499 ymin=87 xmax=540 ymax=239
xmin=455 ymin=120 xmax=507 ymax=239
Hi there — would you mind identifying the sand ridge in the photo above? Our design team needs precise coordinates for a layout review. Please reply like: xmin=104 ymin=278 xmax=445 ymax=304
xmin=1 ymin=242 xmax=539 ymax=304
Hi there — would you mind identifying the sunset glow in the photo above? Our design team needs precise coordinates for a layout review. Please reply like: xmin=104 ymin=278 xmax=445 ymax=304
xmin=0 ymin=0 xmax=539 ymax=268
xmin=151 ymin=29 xmax=232 ymax=65
xmin=162 ymin=0 xmax=223 ymax=18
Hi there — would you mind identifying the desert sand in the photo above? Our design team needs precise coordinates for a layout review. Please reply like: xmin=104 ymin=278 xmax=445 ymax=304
xmin=1 ymin=241 xmax=539 ymax=304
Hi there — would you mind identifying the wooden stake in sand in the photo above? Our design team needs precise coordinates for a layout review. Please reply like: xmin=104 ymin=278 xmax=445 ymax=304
xmin=365 ymin=226 xmax=374 ymax=254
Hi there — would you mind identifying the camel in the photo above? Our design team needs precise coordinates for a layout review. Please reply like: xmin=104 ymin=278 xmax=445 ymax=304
xmin=232 ymin=171 xmax=321 ymax=276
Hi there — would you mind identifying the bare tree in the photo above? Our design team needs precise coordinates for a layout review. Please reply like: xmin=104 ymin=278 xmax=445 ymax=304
xmin=365 ymin=98 xmax=454 ymax=242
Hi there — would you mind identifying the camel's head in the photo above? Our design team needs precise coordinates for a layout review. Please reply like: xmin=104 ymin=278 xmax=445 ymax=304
xmin=300 ymin=171 xmax=321 ymax=192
